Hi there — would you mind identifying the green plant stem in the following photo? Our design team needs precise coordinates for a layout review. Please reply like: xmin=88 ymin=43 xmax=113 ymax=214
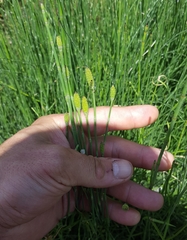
xmin=92 ymin=89 xmax=98 ymax=156
xmin=150 ymin=77 xmax=187 ymax=189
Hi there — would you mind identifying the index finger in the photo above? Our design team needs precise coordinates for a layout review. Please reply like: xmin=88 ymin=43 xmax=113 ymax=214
xmin=50 ymin=105 xmax=158 ymax=135
xmin=81 ymin=105 xmax=159 ymax=135
xmin=32 ymin=105 xmax=158 ymax=147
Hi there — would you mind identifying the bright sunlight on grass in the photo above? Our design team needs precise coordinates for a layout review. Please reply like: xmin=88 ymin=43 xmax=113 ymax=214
xmin=0 ymin=0 xmax=187 ymax=239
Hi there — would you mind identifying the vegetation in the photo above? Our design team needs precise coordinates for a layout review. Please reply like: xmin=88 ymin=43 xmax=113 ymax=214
xmin=0 ymin=0 xmax=187 ymax=239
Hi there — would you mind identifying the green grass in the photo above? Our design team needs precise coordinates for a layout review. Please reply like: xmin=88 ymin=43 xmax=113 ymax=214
xmin=1 ymin=0 xmax=187 ymax=239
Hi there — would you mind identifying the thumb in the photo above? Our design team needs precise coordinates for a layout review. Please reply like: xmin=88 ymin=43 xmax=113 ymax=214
xmin=59 ymin=148 xmax=133 ymax=188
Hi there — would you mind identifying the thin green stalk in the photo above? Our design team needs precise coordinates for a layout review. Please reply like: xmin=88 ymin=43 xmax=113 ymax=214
xmin=40 ymin=4 xmax=67 ymax=93
xmin=73 ymin=92 xmax=86 ymax=151
xmin=166 ymin=224 xmax=187 ymax=240
xmin=150 ymin=77 xmax=187 ymax=189
xmin=173 ymin=120 xmax=187 ymax=156
xmin=100 ymin=85 xmax=116 ymax=157
xmin=151 ymin=221 xmax=164 ymax=240
xmin=82 ymin=96 xmax=92 ymax=154
xmin=92 ymin=90 xmax=98 ymax=156
xmin=41 ymin=4 xmax=80 ymax=147
xmin=85 ymin=67 xmax=98 ymax=155
xmin=163 ymin=187 xmax=187 ymax=239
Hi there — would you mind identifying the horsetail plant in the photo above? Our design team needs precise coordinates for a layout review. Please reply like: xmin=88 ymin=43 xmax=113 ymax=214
xmin=85 ymin=67 xmax=98 ymax=156
xmin=41 ymin=4 xmax=116 ymax=226
xmin=82 ymin=96 xmax=89 ymax=117
xmin=100 ymin=85 xmax=116 ymax=157
xmin=64 ymin=112 xmax=69 ymax=139
xmin=73 ymin=92 xmax=86 ymax=152
xmin=82 ymin=96 xmax=93 ymax=154
xmin=85 ymin=67 xmax=94 ymax=89
xmin=41 ymin=3 xmax=80 ymax=151
xmin=42 ymin=3 xmax=116 ymax=158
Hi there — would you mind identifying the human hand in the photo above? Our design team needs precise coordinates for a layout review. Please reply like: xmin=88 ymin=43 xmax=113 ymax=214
xmin=0 ymin=106 xmax=174 ymax=240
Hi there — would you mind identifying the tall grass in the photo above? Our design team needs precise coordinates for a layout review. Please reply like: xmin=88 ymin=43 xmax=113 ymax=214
xmin=0 ymin=0 xmax=187 ymax=239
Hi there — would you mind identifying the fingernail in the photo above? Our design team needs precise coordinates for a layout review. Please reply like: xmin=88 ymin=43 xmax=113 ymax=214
xmin=112 ymin=160 xmax=133 ymax=179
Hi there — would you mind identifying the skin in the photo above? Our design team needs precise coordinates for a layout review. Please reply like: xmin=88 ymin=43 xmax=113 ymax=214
xmin=0 ymin=105 xmax=174 ymax=240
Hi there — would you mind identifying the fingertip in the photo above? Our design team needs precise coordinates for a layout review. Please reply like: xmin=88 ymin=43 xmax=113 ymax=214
xmin=144 ymin=105 xmax=159 ymax=124
xmin=139 ymin=190 xmax=164 ymax=212
xmin=133 ymin=210 xmax=141 ymax=225
xmin=152 ymin=192 xmax=164 ymax=211
xmin=160 ymin=150 xmax=175 ymax=170
xmin=120 ymin=208 xmax=141 ymax=226
xmin=152 ymin=105 xmax=159 ymax=115
xmin=126 ymin=208 xmax=141 ymax=225
xmin=127 ymin=105 xmax=159 ymax=127
xmin=153 ymin=106 xmax=159 ymax=120
xmin=108 ymin=203 xmax=141 ymax=226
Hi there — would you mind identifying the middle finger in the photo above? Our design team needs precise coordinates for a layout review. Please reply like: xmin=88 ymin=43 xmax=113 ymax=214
xmin=93 ymin=135 xmax=173 ymax=171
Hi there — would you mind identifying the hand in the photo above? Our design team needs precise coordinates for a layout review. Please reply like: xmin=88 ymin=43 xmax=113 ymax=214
xmin=0 ymin=105 xmax=174 ymax=240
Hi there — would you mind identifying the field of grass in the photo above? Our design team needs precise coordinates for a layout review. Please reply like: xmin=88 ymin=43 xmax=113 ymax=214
xmin=0 ymin=0 xmax=187 ymax=239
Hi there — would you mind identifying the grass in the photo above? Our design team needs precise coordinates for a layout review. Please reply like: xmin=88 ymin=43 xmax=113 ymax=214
xmin=0 ymin=0 xmax=187 ymax=239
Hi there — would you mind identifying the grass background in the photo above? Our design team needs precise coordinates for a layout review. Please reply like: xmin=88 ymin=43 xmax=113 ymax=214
xmin=0 ymin=0 xmax=187 ymax=239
